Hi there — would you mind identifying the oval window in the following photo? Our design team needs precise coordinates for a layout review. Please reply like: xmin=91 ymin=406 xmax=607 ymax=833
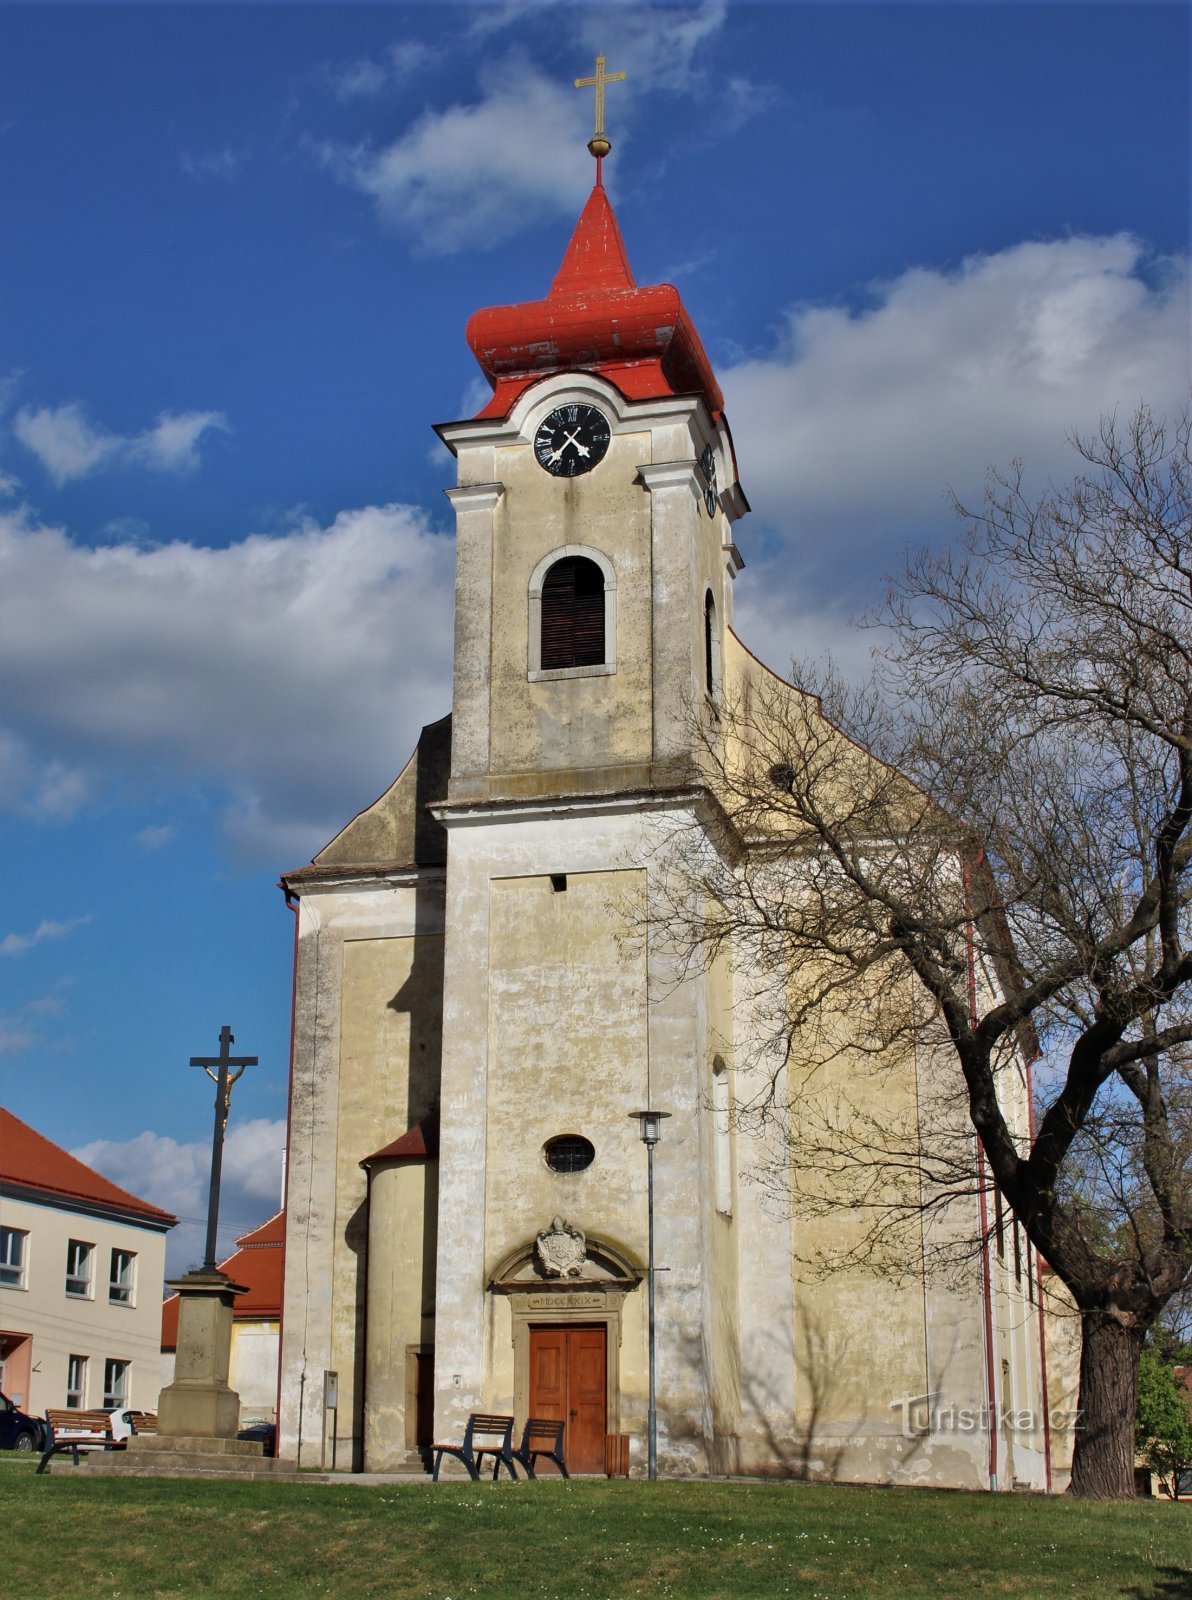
xmin=543 ymin=1134 xmax=596 ymax=1174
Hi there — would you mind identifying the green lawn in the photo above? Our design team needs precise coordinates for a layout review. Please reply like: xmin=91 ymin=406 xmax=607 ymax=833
xmin=2 ymin=1456 xmax=1188 ymax=1599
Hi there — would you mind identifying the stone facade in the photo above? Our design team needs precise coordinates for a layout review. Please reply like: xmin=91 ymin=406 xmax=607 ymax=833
xmin=275 ymin=176 xmax=1049 ymax=1487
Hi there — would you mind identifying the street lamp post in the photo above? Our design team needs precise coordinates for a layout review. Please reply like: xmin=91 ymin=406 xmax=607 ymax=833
xmin=629 ymin=1108 xmax=670 ymax=1480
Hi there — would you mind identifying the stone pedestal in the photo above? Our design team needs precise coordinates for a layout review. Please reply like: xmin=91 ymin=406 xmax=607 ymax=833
xmin=158 ymin=1269 xmax=246 ymax=1438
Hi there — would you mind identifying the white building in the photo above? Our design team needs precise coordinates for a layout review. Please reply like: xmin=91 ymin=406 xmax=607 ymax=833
xmin=0 ymin=1107 xmax=175 ymax=1417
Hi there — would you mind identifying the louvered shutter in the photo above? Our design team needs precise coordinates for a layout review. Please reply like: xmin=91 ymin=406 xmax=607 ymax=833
xmin=541 ymin=557 xmax=605 ymax=670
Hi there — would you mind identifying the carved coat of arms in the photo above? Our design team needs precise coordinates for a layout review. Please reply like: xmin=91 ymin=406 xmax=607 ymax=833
xmin=535 ymin=1216 xmax=587 ymax=1279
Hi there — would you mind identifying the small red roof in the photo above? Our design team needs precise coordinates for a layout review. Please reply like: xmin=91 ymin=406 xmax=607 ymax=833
xmin=465 ymin=174 xmax=724 ymax=422
xmin=161 ymin=1209 xmax=284 ymax=1350
xmin=0 ymin=1106 xmax=176 ymax=1228
xmin=234 ymin=1210 xmax=286 ymax=1248
xmin=361 ymin=1114 xmax=439 ymax=1168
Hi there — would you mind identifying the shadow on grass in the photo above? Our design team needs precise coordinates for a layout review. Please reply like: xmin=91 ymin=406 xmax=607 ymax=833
xmin=1122 ymin=1568 xmax=1192 ymax=1600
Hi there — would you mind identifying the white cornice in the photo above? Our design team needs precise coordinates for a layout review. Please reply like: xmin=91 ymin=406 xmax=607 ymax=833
xmin=431 ymin=787 xmax=708 ymax=829
xmin=443 ymin=482 xmax=504 ymax=511
xmin=636 ymin=459 xmax=700 ymax=494
xmin=285 ymin=866 xmax=446 ymax=897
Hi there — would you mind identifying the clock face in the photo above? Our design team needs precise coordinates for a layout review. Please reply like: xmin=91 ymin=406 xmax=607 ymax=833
xmin=534 ymin=404 xmax=611 ymax=478
xmin=699 ymin=443 xmax=718 ymax=516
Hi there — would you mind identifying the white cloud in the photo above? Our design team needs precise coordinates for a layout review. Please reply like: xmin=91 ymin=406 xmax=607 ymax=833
xmin=1 ymin=914 xmax=92 ymax=957
xmin=0 ymin=732 xmax=96 ymax=823
xmin=26 ymin=987 xmax=70 ymax=1017
xmin=332 ymin=57 xmax=388 ymax=100
xmin=73 ymin=1118 xmax=286 ymax=1276
xmin=725 ymin=235 xmax=1190 ymax=644
xmin=389 ymin=40 xmax=433 ymax=81
xmin=12 ymin=401 xmax=228 ymax=486
xmin=134 ymin=824 xmax=177 ymax=850
xmin=180 ymin=146 xmax=246 ymax=182
xmin=0 ymin=500 xmax=456 ymax=862
xmin=319 ymin=58 xmax=592 ymax=254
xmin=132 ymin=410 xmax=228 ymax=473
xmin=12 ymin=401 xmax=120 ymax=483
xmin=0 ymin=1028 xmax=37 ymax=1056
xmin=576 ymin=1 xmax=729 ymax=95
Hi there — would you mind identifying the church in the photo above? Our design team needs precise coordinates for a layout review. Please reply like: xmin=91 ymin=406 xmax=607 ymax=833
xmin=275 ymin=101 xmax=1049 ymax=1488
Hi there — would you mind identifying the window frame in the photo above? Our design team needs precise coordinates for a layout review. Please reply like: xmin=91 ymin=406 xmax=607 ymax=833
xmin=66 ymin=1354 xmax=88 ymax=1409
xmin=527 ymin=544 xmax=617 ymax=681
xmin=704 ymin=586 xmax=722 ymax=706
xmin=102 ymin=1358 xmax=129 ymax=1409
xmin=109 ymin=1248 xmax=136 ymax=1307
xmin=0 ymin=1226 xmax=28 ymax=1290
xmin=65 ymin=1238 xmax=94 ymax=1299
xmin=711 ymin=1056 xmax=734 ymax=1218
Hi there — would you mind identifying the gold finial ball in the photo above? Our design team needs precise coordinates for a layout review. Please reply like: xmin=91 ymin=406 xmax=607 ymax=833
xmin=588 ymin=135 xmax=611 ymax=159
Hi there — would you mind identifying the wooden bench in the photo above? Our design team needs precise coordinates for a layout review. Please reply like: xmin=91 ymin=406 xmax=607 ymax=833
xmin=510 ymin=1417 xmax=569 ymax=1480
xmin=37 ymin=1409 xmax=116 ymax=1473
xmin=431 ymin=1412 xmax=518 ymax=1481
xmin=130 ymin=1412 xmax=158 ymax=1436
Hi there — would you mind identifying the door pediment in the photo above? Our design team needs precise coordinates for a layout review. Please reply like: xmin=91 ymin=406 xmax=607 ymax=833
xmin=489 ymin=1221 xmax=642 ymax=1295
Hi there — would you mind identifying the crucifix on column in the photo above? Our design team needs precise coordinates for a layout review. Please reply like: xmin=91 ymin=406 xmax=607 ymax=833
xmin=190 ymin=1024 xmax=258 ymax=1273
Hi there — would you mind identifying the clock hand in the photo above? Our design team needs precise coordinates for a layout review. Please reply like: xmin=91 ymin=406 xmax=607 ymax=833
xmin=563 ymin=429 xmax=591 ymax=458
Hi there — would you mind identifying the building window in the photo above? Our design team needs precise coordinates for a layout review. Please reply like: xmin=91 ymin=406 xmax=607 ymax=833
xmin=712 ymin=1057 xmax=733 ymax=1217
xmin=0 ymin=1227 xmax=27 ymax=1289
xmin=102 ymin=1359 xmax=129 ymax=1409
xmin=66 ymin=1355 xmax=88 ymax=1409
xmin=528 ymin=545 xmax=616 ymax=680
xmin=541 ymin=556 xmax=605 ymax=670
xmin=543 ymin=1134 xmax=596 ymax=1174
xmin=66 ymin=1239 xmax=93 ymax=1298
xmin=704 ymin=590 xmax=717 ymax=699
xmin=109 ymin=1249 xmax=136 ymax=1306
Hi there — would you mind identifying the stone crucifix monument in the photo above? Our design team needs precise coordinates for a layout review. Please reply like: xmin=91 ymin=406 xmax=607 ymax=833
xmin=157 ymin=1024 xmax=257 ymax=1439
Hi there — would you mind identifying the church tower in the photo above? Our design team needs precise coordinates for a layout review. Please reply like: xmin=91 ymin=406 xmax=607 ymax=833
xmin=426 ymin=148 xmax=749 ymax=1473
xmin=277 ymin=86 xmax=1048 ymax=1489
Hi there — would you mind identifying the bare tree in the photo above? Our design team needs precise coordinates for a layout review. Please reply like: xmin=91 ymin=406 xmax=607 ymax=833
xmin=658 ymin=406 xmax=1190 ymax=1499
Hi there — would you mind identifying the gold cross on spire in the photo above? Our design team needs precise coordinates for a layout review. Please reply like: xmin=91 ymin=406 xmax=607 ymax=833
xmin=575 ymin=54 xmax=626 ymax=159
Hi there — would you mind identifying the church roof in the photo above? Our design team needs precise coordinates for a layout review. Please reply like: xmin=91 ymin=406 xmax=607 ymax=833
xmin=465 ymin=174 xmax=724 ymax=422
xmin=0 ymin=1106 xmax=177 ymax=1229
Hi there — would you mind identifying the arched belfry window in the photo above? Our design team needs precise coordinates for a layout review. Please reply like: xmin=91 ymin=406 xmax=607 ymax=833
xmin=704 ymin=588 xmax=721 ymax=702
xmin=542 ymin=556 xmax=605 ymax=670
xmin=528 ymin=545 xmax=617 ymax=680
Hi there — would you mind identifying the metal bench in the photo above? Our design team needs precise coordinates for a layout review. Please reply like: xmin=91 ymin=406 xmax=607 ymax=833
xmin=510 ymin=1417 xmax=570 ymax=1479
xmin=431 ymin=1412 xmax=518 ymax=1481
xmin=37 ymin=1409 xmax=116 ymax=1473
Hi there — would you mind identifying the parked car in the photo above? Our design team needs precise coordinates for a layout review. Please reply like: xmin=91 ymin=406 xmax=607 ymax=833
xmin=237 ymin=1421 xmax=277 ymax=1456
xmin=106 ymin=1407 xmax=154 ymax=1443
xmin=0 ymin=1390 xmax=45 ymax=1452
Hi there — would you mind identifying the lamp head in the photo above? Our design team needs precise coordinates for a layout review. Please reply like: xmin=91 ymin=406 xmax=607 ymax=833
xmin=629 ymin=1108 xmax=671 ymax=1147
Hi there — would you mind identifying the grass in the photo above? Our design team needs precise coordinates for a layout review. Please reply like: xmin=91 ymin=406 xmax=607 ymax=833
xmin=2 ymin=1455 xmax=1189 ymax=1600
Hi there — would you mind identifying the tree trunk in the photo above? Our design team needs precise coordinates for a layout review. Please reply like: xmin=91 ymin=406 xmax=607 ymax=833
xmin=1067 ymin=1312 xmax=1145 ymax=1499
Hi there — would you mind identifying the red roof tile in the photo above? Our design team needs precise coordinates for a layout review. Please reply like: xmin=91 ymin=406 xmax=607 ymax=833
xmin=161 ymin=1210 xmax=284 ymax=1350
xmin=235 ymin=1209 xmax=285 ymax=1248
xmin=0 ymin=1107 xmax=176 ymax=1227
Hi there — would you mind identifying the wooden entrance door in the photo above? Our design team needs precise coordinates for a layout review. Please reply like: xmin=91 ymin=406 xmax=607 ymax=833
xmin=528 ymin=1325 xmax=607 ymax=1475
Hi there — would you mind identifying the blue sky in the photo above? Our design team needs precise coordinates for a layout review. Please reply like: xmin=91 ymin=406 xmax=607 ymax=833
xmin=1 ymin=1 xmax=1188 ymax=1272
